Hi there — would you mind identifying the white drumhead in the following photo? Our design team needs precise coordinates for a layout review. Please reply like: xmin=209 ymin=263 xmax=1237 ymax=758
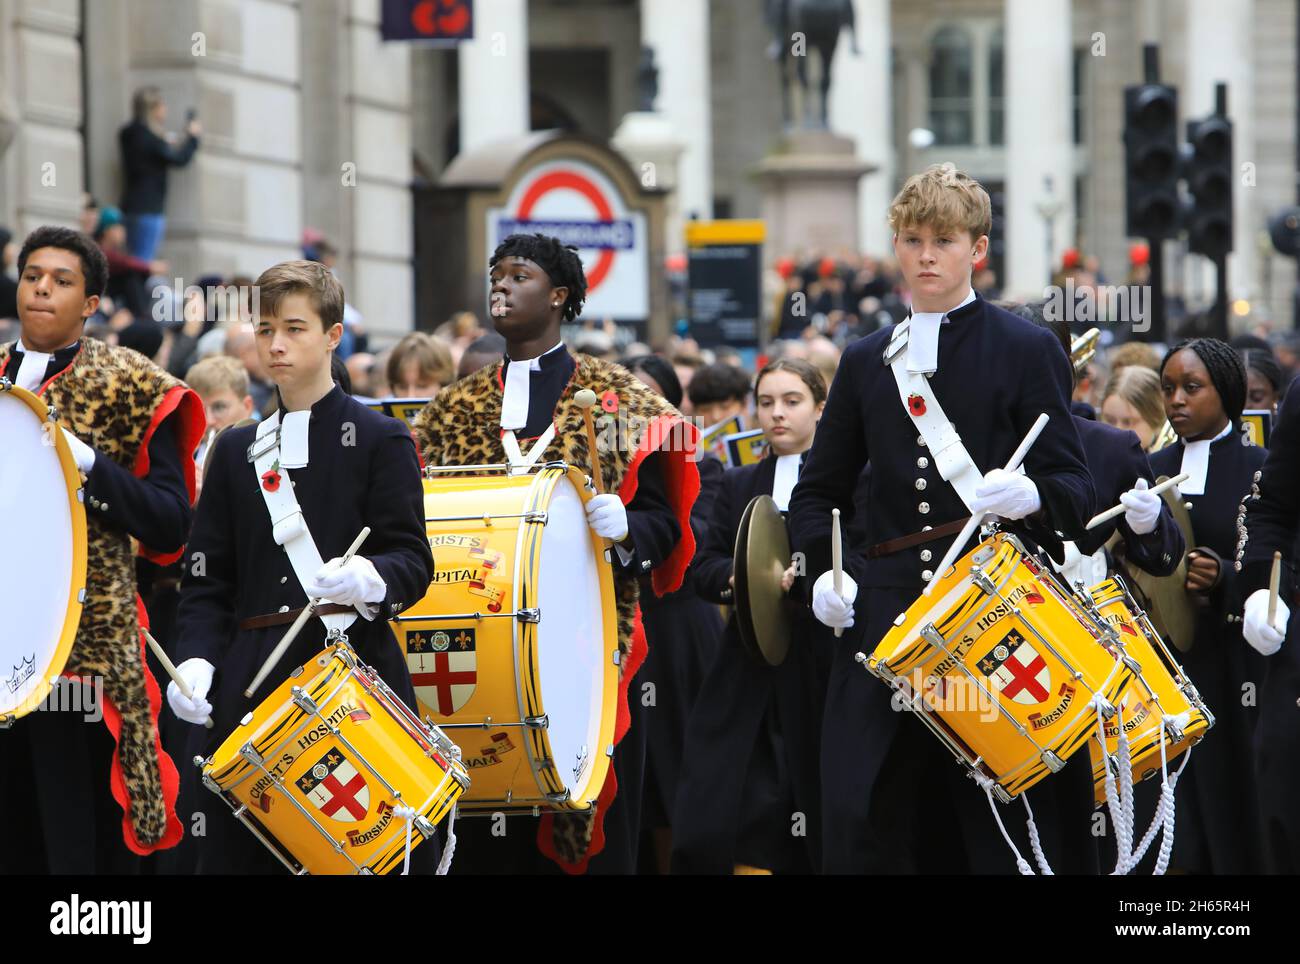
xmin=0 ymin=391 xmax=79 ymax=715
xmin=533 ymin=475 xmax=607 ymax=801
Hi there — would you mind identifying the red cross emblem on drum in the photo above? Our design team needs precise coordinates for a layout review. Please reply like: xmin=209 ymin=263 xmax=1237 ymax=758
xmin=408 ymin=628 xmax=477 ymax=714
xmin=977 ymin=628 xmax=1051 ymax=705
xmin=295 ymin=750 xmax=371 ymax=823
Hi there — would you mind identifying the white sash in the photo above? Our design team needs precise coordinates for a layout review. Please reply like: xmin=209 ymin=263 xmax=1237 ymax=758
xmin=501 ymin=424 xmax=557 ymax=476
xmin=249 ymin=413 xmax=358 ymax=634
xmin=886 ymin=322 xmax=984 ymax=513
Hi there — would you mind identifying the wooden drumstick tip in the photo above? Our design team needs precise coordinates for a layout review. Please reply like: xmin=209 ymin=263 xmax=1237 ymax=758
xmin=1268 ymin=550 xmax=1282 ymax=627
xmin=574 ymin=388 xmax=598 ymax=409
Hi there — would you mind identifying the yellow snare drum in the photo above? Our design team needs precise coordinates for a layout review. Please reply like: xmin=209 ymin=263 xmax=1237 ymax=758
xmin=394 ymin=463 xmax=619 ymax=813
xmin=0 ymin=383 xmax=87 ymax=724
xmin=200 ymin=642 xmax=468 ymax=875
xmin=865 ymin=531 xmax=1136 ymax=801
xmin=1080 ymin=578 xmax=1213 ymax=805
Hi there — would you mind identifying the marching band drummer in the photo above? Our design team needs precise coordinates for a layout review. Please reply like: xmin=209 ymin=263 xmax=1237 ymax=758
xmin=167 ymin=260 xmax=436 ymax=874
xmin=1011 ymin=303 xmax=1185 ymax=586
xmin=788 ymin=164 xmax=1097 ymax=874
xmin=1238 ymin=373 xmax=1300 ymax=872
xmin=671 ymin=358 xmax=836 ymax=875
xmin=622 ymin=354 xmax=726 ymax=875
xmin=410 ymin=234 xmax=699 ymax=875
xmin=1148 ymin=338 xmax=1269 ymax=874
xmin=0 ymin=226 xmax=205 ymax=873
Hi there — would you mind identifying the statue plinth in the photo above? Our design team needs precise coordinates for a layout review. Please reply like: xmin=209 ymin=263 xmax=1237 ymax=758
xmin=753 ymin=131 xmax=875 ymax=256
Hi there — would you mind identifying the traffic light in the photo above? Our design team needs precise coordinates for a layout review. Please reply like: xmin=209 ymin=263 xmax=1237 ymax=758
xmin=1183 ymin=112 xmax=1234 ymax=258
xmin=1123 ymin=83 xmax=1180 ymax=238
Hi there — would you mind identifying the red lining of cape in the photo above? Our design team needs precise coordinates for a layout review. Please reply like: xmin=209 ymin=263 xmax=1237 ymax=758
xmin=134 ymin=385 xmax=205 ymax=565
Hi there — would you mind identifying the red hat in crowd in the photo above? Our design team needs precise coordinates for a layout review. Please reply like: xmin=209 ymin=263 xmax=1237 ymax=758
xmin=775 ymin=257 xmax=796 ymax=279
xmin=818 ymin=256 xmax=837 ymax=279
xmin=1129 ymin=242 xmax=1150 ymax=266
xmin=1061 ymin=248 xmax=1081 ymax=270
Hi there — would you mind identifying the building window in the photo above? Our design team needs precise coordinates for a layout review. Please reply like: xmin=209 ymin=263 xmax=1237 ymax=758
xmin=989 ymin=29 xmax=1004 ymax=147
xmin=929 ymin=27 xmax=974 ymax=146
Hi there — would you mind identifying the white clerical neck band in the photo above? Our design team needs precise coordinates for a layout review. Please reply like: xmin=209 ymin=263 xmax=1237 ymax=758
xmin=1178 ymin=420 xmax=1235 ymax=496
xmin=501 ymin=341 xmax=566 ymax=430
xmin=907 ymin=288 xmax=976 ymax=374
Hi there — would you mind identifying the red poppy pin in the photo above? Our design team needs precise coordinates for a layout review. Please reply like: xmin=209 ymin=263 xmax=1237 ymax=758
xmin=600 ymin=389 xmax=619 ymax=414
xmin=907 ymin=394 xmax=927 ymax=417
xmin=261 ymin=460 xmax=282 ymax=492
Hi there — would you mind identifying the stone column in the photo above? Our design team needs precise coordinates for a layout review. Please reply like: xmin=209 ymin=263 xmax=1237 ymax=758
xmin=641 ymin=0 xmax=712 ymax=223
xmin=1004 ymin=0 xmax=1075 ymax=299
xmin=1185 ymin=0 xmax=1256 ymax=302
xmin=828 ymin=0 xmax=894 ymax=255
xmin=457 ymin=0 xmax=528 ymax=156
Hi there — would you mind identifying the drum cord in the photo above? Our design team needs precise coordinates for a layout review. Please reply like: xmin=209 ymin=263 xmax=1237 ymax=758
xmin=395 ymin=804 xmax=418 ymax=876
xmin=1021 ymin=795 xmax=1055 ymax=875
xmin=1099 ymin=702 xmax=1135 ymax=874
xmin=434 ymin=744 xmax=464 ymax=877
xmin=972 ymin=773 xmax=1035 ymax=875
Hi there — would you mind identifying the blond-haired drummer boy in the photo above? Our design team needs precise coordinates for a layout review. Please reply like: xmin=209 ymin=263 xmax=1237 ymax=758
xmin=788 ymin=164 xmax=1097 ymax=873
xmin=169 ymin=260 xmax=434 ymax=873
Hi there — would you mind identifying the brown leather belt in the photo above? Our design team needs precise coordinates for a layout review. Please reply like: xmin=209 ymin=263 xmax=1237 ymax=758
xmin=239 ymin=603 xmax=356 ymax=631
xmin=866 ymin=518 xmax=969 ymax=559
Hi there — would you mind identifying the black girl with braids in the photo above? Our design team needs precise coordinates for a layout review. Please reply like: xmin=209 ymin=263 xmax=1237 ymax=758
xmin=1148 ymin=336 xmax=1269 ymax=874
xmin=1241 ymin=348 xmax=1286 ymax=417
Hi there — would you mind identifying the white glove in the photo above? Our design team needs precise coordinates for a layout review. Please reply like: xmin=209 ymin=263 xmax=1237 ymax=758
xmin=1243 ymin=588 xmax=1290 ymax=656
xmin=812 ymin=570 xmax=858 ymax=631
xmin=1119 ymin=477 xmax=1161 ymax=535
xmin=586 ymin=493 xmax=629 ymax=542
xmin=970 ymin=468 xmax=1041 ymax=521
xmin=166 ymin=657 xmax=214 ymax=725
xmin=60 ymin=427 xmax=96 ymax=473
xmin=306 ymin=555 xmax=387 ymax=611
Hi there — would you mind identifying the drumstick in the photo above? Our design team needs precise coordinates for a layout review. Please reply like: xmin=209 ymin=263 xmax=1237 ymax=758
xmin=832 ymin=508 xmax=845 ymax=638
xmin=1268 ymin=550 xmax=1282 ymax=628
xmin=144 ymin=629 xmax=213 ymax=729
xmin=244 ymin=526 xmax=371 ymax=698
xmin=574 ymin=389 xmax=605 ymax=495
xmin=923 ymin=413 xmax=1050 ymax=597
xmin=1084 ymin=472 xmax=1190 ymax=531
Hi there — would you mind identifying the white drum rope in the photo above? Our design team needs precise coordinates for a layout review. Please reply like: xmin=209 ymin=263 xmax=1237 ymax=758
xmin=1021 ymin=793 xmax=1055 ymax=875
xmin=973 ymin=773 xmax=1035 ymax=875
xmin=435 ymin=744 xmax=464 ymax=876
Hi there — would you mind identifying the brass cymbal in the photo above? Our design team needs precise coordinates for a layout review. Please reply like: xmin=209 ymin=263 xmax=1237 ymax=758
xmin=734 ymin=494 xmax=793 ymax=666
xmin=1123 ymin=476 xmax=1197 ymax=653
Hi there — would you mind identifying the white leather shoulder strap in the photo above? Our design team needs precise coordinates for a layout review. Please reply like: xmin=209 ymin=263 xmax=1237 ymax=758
xmin=886 ymin=323 xmax=984 ymax=513
xmin=251 ymin=413 xmax=358 ymax=633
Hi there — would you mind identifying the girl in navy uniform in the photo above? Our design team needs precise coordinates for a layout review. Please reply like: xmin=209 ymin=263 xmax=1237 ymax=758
xmin=672 ymin=358 xmax=836 ymax=874
xmin=1148 ymin=338 xmax=1268 ymax=874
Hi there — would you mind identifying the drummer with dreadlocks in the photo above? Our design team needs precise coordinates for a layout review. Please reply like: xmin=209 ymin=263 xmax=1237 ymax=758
xmin=411 ymin=233 xmax=700 ymax=874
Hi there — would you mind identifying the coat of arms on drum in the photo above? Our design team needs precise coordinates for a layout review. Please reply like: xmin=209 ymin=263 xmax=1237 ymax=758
xmin=407 ymin=628 xmax=477 ymax=715
xmin=295 ymin=750 xmax=371 ymax=823
xmin=976 ymin=628 xmax=1051 ymax=706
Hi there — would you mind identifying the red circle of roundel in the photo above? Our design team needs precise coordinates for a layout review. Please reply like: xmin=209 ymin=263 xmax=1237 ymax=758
xmin=517 ymin=170 xmax=616 ymax=293
xmin=411 ymin=0 xmax=469 ymax=36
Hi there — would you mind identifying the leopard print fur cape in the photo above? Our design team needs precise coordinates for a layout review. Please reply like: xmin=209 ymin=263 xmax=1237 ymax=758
xmin=1 ymin=336 xmax=202 ymax=853
xmin=412 ymin=352 xmax=700 ymax=870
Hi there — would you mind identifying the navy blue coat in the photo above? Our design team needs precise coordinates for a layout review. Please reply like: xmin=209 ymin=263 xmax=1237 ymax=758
xmin=1237 ymin=377 xmax=1300 ymax=871
xmin=1071 ymin=415 xmax=1183 ymax=575
xmin=173 ymin=386 xmax=435 ymax=873
xmin=789 ymin=294 xmax=1095 ymax=594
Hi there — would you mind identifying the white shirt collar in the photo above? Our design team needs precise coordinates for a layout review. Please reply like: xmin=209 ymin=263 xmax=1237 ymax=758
xmin=771 ymin=452 xmax=803 ymax=512
xmin=907 ymin=288 xmax=977 ymax=374
xmin=500 ymin=341 xmax=565 ymax=430
xmin=1177 ymin=420 xmax=1235 ymax=496
xmin=14 ymin=338 xmax=54 ymax=393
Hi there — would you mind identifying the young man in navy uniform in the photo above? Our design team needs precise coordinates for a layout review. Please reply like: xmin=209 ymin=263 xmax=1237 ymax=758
xmin=168 ymin=260 xmax=435 ymax=873
xmin=789 ymin=164 xmax=1096 ymax=873
xmin=1238 ymin=374 xmax=1300 ymax=872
